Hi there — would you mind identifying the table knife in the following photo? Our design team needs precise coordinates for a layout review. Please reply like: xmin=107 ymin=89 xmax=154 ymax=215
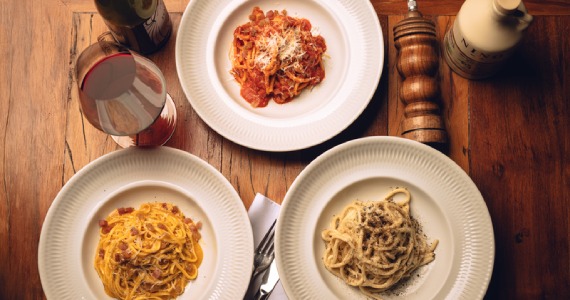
xmin=254 ymin=259 xmax=280 ymax=300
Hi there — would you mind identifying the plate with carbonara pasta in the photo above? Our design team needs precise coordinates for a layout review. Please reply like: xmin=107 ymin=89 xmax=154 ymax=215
xmin=38 ymin=147 xmax=253 ymax=300
xmin=275 ymin=136 xmax=495 ymax=299
xmin=176 ymin=0 xmax=383 ymax=151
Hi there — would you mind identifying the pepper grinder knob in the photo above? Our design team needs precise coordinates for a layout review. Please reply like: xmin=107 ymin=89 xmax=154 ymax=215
xmin=393 ymin=1 xmax=448 ymax=147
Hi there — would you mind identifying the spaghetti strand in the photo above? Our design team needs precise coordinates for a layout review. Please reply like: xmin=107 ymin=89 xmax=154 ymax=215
xmin=321 ymin=189 xmax=438 ymax=299
xmin=95 ymin=202 xmax=203 ymax=300
xmin=229 ymin=7 xmax=326 ymax=107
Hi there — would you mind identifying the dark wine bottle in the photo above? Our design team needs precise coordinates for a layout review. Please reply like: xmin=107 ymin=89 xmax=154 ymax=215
xmin=94 ymin=0 xmax=172 ymax=55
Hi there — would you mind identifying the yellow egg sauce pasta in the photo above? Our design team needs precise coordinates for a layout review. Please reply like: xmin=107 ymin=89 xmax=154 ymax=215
xmin=321 ymin=188 xmax=438 ymax=299
xmin=95 ymin=202 xmax=203 ymax=300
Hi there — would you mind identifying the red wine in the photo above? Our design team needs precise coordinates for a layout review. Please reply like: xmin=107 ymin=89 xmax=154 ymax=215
xmin=95 ymin=0 xmax=172 ymax=54
xmin=79 ymin=53 xmax=166 ymax=136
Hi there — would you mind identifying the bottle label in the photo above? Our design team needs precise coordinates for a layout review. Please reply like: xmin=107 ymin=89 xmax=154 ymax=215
xmin=144 ymin=0 xmax=171 ymax=47
xmin=443 ymin=22 xmax=513 ymax=79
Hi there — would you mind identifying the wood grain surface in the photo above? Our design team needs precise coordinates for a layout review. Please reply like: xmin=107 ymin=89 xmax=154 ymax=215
xmin=0 ymin=0 xmax=568 ymax=299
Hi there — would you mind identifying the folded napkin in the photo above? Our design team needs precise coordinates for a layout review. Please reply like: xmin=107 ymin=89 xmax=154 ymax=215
xmin=247 ymin=193 xmax=288 ymax=300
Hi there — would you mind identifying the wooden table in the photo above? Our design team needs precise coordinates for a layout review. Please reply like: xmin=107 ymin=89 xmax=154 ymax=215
xmin=1 ymin=0 xmax=568 ymax=299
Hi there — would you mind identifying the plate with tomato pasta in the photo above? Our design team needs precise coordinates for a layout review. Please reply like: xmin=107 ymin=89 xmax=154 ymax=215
xmin=176 ymin=0 xmax=384 ymax=151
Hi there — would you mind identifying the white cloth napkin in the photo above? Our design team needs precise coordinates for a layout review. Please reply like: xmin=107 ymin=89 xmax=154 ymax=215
xmin=248 ymin=193 xmax=289 ymax=300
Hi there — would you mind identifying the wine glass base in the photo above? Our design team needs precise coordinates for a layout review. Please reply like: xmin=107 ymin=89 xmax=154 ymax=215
xmin=111 ymin=93 xmax=177 ymax=148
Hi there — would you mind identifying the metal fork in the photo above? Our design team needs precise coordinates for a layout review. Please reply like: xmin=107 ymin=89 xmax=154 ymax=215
xmin=245 ymin=220 xmax=277 ymax=299
xmin=251 ymin=220 xmax=276 ymax=279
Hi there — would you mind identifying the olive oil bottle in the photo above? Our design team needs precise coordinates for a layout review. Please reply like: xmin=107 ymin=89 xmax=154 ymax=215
xmin=443 ymin=0 xmax=533 ymax=79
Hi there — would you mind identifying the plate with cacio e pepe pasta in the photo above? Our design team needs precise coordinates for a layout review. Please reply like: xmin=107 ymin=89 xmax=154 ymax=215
xmin=276 ymin=137 xmax=495 ymax=299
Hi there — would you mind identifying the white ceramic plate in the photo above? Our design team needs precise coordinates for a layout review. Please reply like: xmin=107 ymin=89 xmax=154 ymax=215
xmin=38 ymin=147 xmax=253 ymax=300
xmin=176 ymin=0 xmax=383 ymax=151
xmin=276 ymin=136 xmax=495 ymax=299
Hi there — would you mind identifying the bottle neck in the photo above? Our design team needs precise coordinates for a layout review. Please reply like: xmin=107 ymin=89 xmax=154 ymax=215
xmin=493 ymin=0 xmax=522 ymax=16
xmin=491 ymin=0 xmax=533 ymax=30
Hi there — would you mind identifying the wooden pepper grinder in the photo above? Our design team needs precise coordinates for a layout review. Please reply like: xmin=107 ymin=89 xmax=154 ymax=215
xmin=394 ymin=0 xmax=448 ymax=148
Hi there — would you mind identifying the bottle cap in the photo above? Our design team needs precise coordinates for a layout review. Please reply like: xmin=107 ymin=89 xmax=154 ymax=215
xmin=494 ymin=0 xmax=522 ymax=15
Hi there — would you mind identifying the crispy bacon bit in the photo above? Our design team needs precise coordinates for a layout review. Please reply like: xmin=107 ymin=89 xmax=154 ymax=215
xmin=130 ymin=227 xmax=139 ymax=236
xmin=170 ymin=286 xmax=182 ymax=297
xmin=142 ymin=283 xmax=160 ymax=292
xmin=162 ymin=203 xmax=168 ymax=209
xmin=114 ymin=253 xmax=123 ymax=262
xmin=171 ymin=206 xmax=179 ymax=214
xmin=185 ymin=263 xmax=196 ymax=274
xmin=98 ymin=219 xmax=108 ymax=227
xmin=146 ymin=223 xmax=155 ymax=232
xmin=102 ymin=224 xmax=114 ymax=234
xmin=118 ymin=242 xmax=128 ymax=251
xmin=127 ymin=269 xmax=137 ymax=277
xmin=157 ymin=223 xmax=167 ymax=231
xmin=189 ymin=225 xmax=201 ymax=242
xmin=184 ymin=217 xmax=193 ymax=224
xmin=117 ymin=207 xmax=134 ymax=215
xmin=122 ymin=250 xmax=132 ymax=259
xmin=152 ymin=268 xmax=162 ymax=279
xmin=98 ymin=249 xmax=105 ymax=258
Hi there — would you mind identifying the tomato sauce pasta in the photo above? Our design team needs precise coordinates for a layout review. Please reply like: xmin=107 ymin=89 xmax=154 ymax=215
xmin=230 ymin=7 xmax=327 ymax=107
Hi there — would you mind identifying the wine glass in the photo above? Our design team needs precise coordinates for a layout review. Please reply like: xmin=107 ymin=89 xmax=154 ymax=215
xmin=75 ymin=33 xmax=176 ymax=147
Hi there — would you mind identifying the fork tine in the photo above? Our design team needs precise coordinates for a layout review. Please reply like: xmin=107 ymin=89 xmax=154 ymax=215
xmin=257 ymin=220 xmax=276 ymax=254
xmin=267 ymin=238 xmax=275 ymax=256
xmin=262 ymin=230 xmax=275 ymax=255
